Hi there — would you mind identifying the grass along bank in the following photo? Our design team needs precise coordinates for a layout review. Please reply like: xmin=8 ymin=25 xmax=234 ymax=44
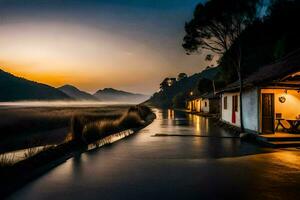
xmin=0 ymin=105 xmax=155 ymax=198
xmin=72 ymin=105 xmax=153 ymax=144
xmin=0 ymin=105 xmax=130 ymax=153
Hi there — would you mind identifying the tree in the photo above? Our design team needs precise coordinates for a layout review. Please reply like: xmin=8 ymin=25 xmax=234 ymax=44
xmin=172 ymin=92 xmax=187 ymax=108
xmin=160 ymin=78 xmax=176 ymax=91
xmin=183 ymin=0 xmax=262 ymax=132
xmin=177 ymin=73 xmax=188 ymax=81
xmin=198 ymin=78 xmax=214 ymax=94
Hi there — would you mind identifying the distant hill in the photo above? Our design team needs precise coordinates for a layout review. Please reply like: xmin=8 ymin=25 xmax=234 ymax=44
xmin=146 ymin=67 xmax=222 ymax=108
xmin=58 ymin=85 xmax=98 ymax=101
xmin=94 ymin=88 xmax=148 ymax=103
xmin=0 ymin=69 xmax=72 ymax=101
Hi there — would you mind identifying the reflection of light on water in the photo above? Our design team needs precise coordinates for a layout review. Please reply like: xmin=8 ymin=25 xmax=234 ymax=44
xmin=0 ymin=145 xmax=54 ymax=164
xmin=88 ymin=129 xmax=134 ymax=151
xmin=196 ymin=116 xmax=200 ymax=134
xmin=59 ymin=130 xmax=136 ymax=178
xmin=188 ymin=114 xmax=201 ymax=134
xmin=153 ymin=108 xmax=163 ymax=120
xmin=0 ymin=101 xmax=136 ymax=108
xmin=167 ymin=109 xmax=175 ymax=127
xmin=168 ymin=109 xmax=174 ymax=120
xmin=205 ymin=118 xmax=209 ymax=133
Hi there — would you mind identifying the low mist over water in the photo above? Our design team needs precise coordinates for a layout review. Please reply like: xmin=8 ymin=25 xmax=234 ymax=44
xmin=0 ymin=101 xmax=139 ymax=108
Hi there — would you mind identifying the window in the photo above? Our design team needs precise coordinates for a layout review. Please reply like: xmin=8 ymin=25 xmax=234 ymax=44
xmin=232 ymin=95 xmax=238 ymax=112
xmin=205 ymin=102 xmax=207 ymax=107
xmin=224 ymin=96 xmax=228 ymax=110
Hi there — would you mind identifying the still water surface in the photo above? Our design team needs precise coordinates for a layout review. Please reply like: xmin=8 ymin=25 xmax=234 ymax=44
xmin=10 ymin=109 xmax=300 ymax=200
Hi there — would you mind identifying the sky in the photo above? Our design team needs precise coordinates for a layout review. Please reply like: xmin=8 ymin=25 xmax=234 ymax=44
xmin=0 ymin=0 xmax=211 ymax=94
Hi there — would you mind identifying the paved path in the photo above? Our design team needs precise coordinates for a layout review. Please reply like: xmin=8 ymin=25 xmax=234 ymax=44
xmin=9 ymin=109 xmax=300 ymax=200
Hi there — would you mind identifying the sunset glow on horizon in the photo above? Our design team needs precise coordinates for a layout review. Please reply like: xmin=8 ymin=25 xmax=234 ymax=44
xmin=0 ymin=0 xmax=209 ymax=94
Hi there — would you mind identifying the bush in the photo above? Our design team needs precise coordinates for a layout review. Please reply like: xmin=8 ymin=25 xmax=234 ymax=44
xmin=127 ymin=105 xmax=152 ymax=120
xmin=71 ymin=105 xmax=153 ymax=144
xmin=172 ymin=92 xmax=187 ymax=108
xmin=82 ymin=122 xmax=101 ymax=143
xmin=70 ymin=115 xmax=88 ymax=142
xmin=83 ymin=120 xmax=119 ymax=143
xmin=118 ymin=111 xmax=144 ymax=129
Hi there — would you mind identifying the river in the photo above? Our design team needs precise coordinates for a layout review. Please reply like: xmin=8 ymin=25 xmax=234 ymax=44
xmin=9 ymin=109 xmax=300 ymax=200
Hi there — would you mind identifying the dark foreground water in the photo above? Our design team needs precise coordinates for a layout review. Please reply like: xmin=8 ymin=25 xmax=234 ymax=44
xmin=9 ymin=109 xmax=300 ymax=200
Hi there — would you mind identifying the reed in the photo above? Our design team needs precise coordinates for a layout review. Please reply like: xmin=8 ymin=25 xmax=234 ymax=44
xmin=71 ymin=105 xmax=152 ymax=144
xmin=0 ymin=153 xmax=15 ymax=167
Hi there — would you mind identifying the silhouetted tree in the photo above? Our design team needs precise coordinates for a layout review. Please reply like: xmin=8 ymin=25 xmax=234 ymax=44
xmin=177 ymin=73 xmax=188 ymax=81
xmin=183 ymin=0 xmax=262 ymax=132
xmin=160 ymin=78 xmax=169 ymax=91
xmin=198 ymin=78 xmax=214 ymax=94
xmin=172 ymin=92 xmax=187 ymax=108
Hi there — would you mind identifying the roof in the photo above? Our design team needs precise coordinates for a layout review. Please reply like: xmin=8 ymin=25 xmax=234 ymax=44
xmin=188 ymin=92 xmax=219 ymax=101
xmin=219 ymin=49 xmax=300 ymax=92
xmin=200 ymin=92 xmax=219 ymax=99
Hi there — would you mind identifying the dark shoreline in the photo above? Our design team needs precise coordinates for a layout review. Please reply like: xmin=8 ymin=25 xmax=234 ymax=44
xmin=0 ymin=112 xmax=156 ymax=198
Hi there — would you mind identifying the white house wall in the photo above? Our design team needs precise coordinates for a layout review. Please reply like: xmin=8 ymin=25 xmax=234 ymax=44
xmin=242 ymin=88 xmax=259 ymax=132
xmin=221 ymin=92 xmax=241 ymax=127
xmin=201 ymin=99 xmax=210 ymax=113
xmin=221 ymin=89 xmax=259 ymax=133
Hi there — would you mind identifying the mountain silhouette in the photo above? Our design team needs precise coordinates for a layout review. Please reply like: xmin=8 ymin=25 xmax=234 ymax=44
xmin=58 ymin=85 xmax=98 ymax=101
xmin=0 ymin=69 xmax=71 ymax=101
xmin=93 ymin=88 xmax=148 ymax=103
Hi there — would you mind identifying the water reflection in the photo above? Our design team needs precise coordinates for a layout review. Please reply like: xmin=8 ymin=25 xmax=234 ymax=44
xmin=151 ymin=109 xmax=273 ymax=158
xmin=187 ymin=114 xmax=210 ymax=135
xmin=167 ymin=109 xmax=174 ymax=120
xmin=11 ymin=108 xmax=300 ymax=200
xmin=70 ymin=153 xmax=85 ymax=178
xmin=0 ymin=145 xmax=54 ymax=165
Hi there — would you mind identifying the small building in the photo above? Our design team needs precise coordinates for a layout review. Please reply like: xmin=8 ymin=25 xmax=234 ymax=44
xmin=219 ymin=50 xmax=300 ymax=134
xmin=187 ymin=97 xmax=201 ymax=112
xmin=187 ymin=92 xmax=220 ymax=114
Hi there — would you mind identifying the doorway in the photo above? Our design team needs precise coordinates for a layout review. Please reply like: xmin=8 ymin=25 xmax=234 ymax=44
xmin=262 ymin=93 xmax=275 ymax=134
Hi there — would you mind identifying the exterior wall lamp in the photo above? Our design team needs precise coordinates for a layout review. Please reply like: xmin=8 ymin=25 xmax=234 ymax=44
xmin=279 ymin=96 xmax=286 ymax=103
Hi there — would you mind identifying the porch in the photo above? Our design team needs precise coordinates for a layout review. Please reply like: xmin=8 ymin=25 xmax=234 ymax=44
xmin=257 ymin=132 xmax=300 ymax=147
xmin=260 ymin=88 xmax=300 ymax=134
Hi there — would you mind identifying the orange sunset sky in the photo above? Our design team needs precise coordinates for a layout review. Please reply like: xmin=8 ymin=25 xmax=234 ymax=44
xmin=0 ymin=0 xmax=211 ymax=94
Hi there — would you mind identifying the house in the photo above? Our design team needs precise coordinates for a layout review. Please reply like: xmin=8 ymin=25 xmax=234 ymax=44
xmin=187 ymin=96 xmax=201 ymax=112
xmin=199 ymin=93 xmax=220 ymax=114
xmin=219 ymin=50 xmax=300 ymax=134
xmin=187 ymin=92 xmax=220 ymax=114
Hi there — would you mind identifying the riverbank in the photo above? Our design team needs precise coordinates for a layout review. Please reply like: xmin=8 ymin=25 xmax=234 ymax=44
xmin=0 ymin=105 xmax=156 ymax=198
xmin=9 ymin=108 xmax=300 ymax=200
xmin=0 ymin=105 xmax=130 ymax=153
